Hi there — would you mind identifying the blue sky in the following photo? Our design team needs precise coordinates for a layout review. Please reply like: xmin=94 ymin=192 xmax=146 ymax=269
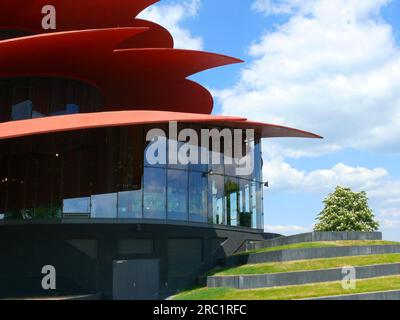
xmin=141 ymin=0 xmax=400 ymax=240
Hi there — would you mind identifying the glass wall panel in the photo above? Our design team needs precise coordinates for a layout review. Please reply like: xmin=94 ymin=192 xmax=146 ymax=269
xmin=189 ymin=171 xmax=208 ymax=223
xmin=143 ymin=167 xmax=166 ymax=220
xmin=167 ymin=169 xmax=188 ymax=221
xmin=225 ymin=178 xmax=239 ymax=227
xmin=63 ymin=197 xmax=90 ymax=214
xmin=0 ymin=122 xmax=264 ymax=230
xmin=144 ymin=126 xmax=167 ymax=168
xmin=255 ymin=139 xmax=264 ymax=229
xmin=118 ymin=190 xmax=143 ymax=219
xmin=90 ymin=193 xmax=117 ymax=218
xmin=251 ymin=182 xmax=258 ymax=229
xmin=238 ymin=179 xmax=252 ymax=228
xmin=0 ymin=77 xmax=102 ymax=123
xmin=209 ymin=174 xmax=225 ymax=225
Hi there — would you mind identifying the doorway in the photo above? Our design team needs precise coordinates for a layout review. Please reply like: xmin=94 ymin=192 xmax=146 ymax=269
xmin=112 ymin=259 xmax=159 ymax=300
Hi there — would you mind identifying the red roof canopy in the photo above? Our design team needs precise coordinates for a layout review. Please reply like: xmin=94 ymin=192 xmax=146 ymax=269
xmin=0 ymin=110 xmax=322 ymax=141
xmin=0 ymin=28 xmax=241 ymax=114
xmin=0 ymin=0 xmax=322 ymax=140
xmin=0 ymin=0 xmax=159 ymax=33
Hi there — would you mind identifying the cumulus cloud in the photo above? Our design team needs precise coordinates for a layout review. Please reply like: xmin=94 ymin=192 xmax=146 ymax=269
xmin=263 ymin=157 xmax=400 ymax=233
xmin=216 ymin=0 xmax=400 ymax=157
xmin=252 ymin=0 xmax=390 ymax=17
xmin=265 ymin=224 xmax=310 ymax=234
xmin=139 ymin=0 xmax=203 ymax=50
xmin=264 ymin=158 xmax=389 ymax=193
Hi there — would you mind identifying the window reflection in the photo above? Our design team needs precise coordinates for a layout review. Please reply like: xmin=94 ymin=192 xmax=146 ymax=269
xmin=225 ymin=178 xmax=239 ymax=227
xmin=167 ymin=169 xmax=188 ymax=221
xmin=189 ymin=171 xmax=208 ymax=223
xmin=0 ymin=125 xmax=263 ymax=229
xmin=118 ymin=190 xmax=142 ymax=219
xmin=11 ymin=100 xmax=33 ymax=121
xmin=0 ymin=77 xmax=101 ymax=123
xmin=238 ymin=179 xmax=252 ymax=228
xmin=63 ymin=197 xmax=90 ymax=214
xmin=209 ymin=174 xmax=225 ymax=225
xmin=143 ymin=167 xmax=166 ymax=219
xmin=91 ymin=193 xmax=117 ymax=218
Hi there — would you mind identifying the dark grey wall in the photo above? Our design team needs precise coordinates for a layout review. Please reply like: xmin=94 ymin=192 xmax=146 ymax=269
xmin=243 ymin=231 xmax=383 ymax=252
xmin=0 ymin=222 xmax=277 ymax=299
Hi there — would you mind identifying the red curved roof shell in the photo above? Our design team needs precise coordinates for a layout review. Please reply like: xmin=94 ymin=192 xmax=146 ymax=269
xmin=0 ymin=0 xmax=159 ymax=33
xmin=0 ymin=0 xmax=322 ymax=140
xmin=0 ymin=111 xmax=322 ymax=141
xmin=0 ymin=28 xmax=240 ymax=114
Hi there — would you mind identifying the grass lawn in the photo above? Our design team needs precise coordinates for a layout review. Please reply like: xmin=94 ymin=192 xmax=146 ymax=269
xmin=173 ymin=275 xmax=400 ymax=300
xmin=239 ymin=240 xmax=399 ymax=255
xmin=210 ymin=253 xmax=400 ymax=276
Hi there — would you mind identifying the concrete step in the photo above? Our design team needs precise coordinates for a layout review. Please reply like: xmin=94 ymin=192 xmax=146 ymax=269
xmin=207 ymin=262 xmax=400 ymax=289
xmin=241 ymin=232 xmax=382 ymax=252
xmin=221 ymin=245 xmax=400 ymax=267
xmin=302 ymin=289 xmax=400 ymax=300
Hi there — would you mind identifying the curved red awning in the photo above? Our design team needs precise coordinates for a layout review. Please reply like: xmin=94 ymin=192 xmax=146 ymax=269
xmin=0 ymin=0 xmax=159 ymax=33
xmin=0 ymin=28 xmax=241 ymax=114
xmin=0 ymin=111 xmax=322 ymax=141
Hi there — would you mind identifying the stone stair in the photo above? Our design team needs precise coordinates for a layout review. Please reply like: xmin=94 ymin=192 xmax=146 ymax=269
xmin=208 ymin=263 xmax=400 ymax=289
xmin=206 ymin=232 xmax=400 ymax=300
xmin=221 ymin=244 xmax=400 ymax=267
xmin=240 ymin=231 xmax=383 ymax=252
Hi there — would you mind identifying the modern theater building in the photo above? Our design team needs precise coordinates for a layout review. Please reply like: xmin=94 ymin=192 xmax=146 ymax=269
xmin=0 ymin=1 xmax=321 ymax=299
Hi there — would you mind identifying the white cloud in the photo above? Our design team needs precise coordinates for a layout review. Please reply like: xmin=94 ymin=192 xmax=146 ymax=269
xmin=264 ymin=158 xmax=389 ymax=193
xmin=265 ymin=224 xmax=310 ymax=234
xmin=139 ymin=0 xmax=203 ymax=50
xmin=380 ymin=208 xmax=400 ymax=218
xmin=252 ymin=0 xmax=390 ymax=17
xmin=263 ymin=157 xmax=400 ymax=235
xmin=252 ymin=0 xmax=313 ymax=15
xmin=216 ymin=0 xmax=400 ymax=157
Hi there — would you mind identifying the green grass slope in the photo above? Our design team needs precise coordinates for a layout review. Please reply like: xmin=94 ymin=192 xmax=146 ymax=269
xmin=210 ymin=253 xmax=400 ymax=276
xmin=174 ymin=275 xmax=400 ymax=300
xmin=238 ymin=240 xmax=399 ymax=255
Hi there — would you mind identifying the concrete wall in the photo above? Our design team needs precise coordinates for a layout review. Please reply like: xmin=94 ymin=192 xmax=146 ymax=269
xmin=0 ymin=223 xmax=275 ymax=299
xmin=243 ymin=232 xmax=383 ymax=252
xmin=221 ymin=245 xmax=400 ymax=267
xmin=207 ymin=263 xmax=400 ymax=289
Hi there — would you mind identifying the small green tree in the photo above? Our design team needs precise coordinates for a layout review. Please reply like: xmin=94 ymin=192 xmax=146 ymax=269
xmin=314 ymin=186 xmax=379 ymax=232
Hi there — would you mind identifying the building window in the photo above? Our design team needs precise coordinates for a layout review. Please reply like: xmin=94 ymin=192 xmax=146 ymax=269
xmin=143 ymin=167 xmax=166 ymax=220
xmin=0 ymin=124 xmax=263 ymax=230
xmin=189 ymin=171 xmax=208 ymax=223
xmin=63 ymin=197 xmax=91 ymax=214
xmin=90 ymin=193 xmax=117 ymax=218
xmin=118 ymin=190 xmax=143 ymax=219
xmin=167 ymin=169 xmax=188 ymax=221
xmin=209 ymin=174 xmax=225 ymax=225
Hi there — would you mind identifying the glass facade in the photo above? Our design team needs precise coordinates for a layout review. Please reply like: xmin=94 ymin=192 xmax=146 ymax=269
xmin=0 ymin=30 xmax=32 ymax=41
xmin=0 ymin=125 xmax=264 ymax=229
xmin=0 ymin=77 xmax=102 ymax=122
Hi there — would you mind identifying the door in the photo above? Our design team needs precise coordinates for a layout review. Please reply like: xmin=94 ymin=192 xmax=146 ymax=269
xmin=112 ymin=259 xmax=159 ymax=300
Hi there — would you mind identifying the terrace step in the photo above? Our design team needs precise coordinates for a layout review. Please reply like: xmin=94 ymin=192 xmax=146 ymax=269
xmin=302 ymin=289 xmax=400 ymax=300
xmin=221 ymin=245 xmax=400 ymax=268
xmin=207 ymin=263 xmax=400 ymax=289
xmin=241 ymin=232 xmax=382 ymax=252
